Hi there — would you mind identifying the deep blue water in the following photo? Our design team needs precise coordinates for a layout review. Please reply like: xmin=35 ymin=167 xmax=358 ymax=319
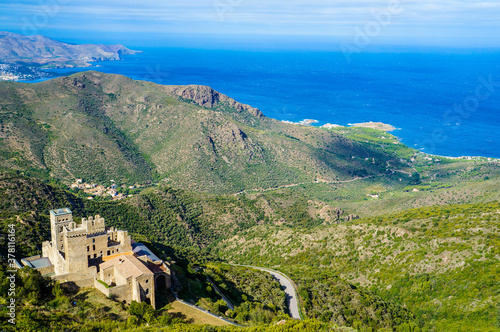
xmin=43 ymin=48 xmax=500 ymax=158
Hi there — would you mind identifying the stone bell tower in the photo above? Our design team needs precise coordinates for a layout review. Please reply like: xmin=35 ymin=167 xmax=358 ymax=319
xmin=50 ymin=208 xmax=74 ymax=253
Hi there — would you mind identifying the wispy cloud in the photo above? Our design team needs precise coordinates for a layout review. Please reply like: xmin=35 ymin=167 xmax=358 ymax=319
xmin=1 ymin=0 xmax=499 ymax=45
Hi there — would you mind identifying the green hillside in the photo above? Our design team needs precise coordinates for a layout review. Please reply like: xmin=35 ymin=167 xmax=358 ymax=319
xmin=0 ymin=174 xmax=423 ymax=331
xmin=0 ymin=173 xmax=360 ymax=260
xmin=0 ymin=71 xmax=405 ymax=193
xmin=2 ymin=71 xmax=498 ymax=201
xmin=1 ymin=173 xmax=499 ymax=330
xmin=214 ymin=202 xmax=500 ymax=331
xmin=0 ymin=71 xmax=499 ymax=331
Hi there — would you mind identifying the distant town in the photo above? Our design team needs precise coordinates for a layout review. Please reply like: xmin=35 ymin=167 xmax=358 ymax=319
xmin=0 ymin=63 xmax=55 ymax=81
xmin=71 ymin=179 xmax=140 ymax=200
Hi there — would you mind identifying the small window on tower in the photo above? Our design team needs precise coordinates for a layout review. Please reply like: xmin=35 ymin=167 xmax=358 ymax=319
xmin=87 ymin=246 xmax=89 ymax=252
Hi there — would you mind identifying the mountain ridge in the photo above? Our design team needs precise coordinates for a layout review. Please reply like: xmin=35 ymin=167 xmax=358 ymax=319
xmin=0 ymin=71 xmax=400 ymax=193
xmin=0 ymin=31 xmax=139 ymax=68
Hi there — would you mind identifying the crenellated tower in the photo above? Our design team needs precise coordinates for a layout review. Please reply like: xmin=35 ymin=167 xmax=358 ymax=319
xmin=43 ymin=208 xmax=133 ymax=278
xmin=50 ymin=208 xmax=74 ymax=252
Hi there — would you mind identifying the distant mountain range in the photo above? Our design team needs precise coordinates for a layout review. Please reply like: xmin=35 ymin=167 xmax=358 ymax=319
xmin=0 ymin=31 xmax=139 ymax=69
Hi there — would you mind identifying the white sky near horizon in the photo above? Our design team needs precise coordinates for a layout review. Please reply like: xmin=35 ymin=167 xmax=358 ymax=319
xmin=1 ymin=0 xmax=499 ymax=48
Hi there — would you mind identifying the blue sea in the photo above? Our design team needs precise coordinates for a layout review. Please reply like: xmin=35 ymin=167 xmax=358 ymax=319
xmin=42 ymin=48 xmax=500 ymax=158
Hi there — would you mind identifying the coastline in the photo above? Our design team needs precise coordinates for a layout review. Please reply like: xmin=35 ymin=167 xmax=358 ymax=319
xmin=349 ymin=121 xmax=397 ymax=132
xmin=288 ymin=119 xmax=397 ymax=133
xmin=6 ymin=67 xmax=499 ymax=160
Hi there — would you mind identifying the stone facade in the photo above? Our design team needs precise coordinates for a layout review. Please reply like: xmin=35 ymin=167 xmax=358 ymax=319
xmin=25 ymin=208 xmax=170 ymax=308
xmin=97 ymin=254 xmax=161 ymax=308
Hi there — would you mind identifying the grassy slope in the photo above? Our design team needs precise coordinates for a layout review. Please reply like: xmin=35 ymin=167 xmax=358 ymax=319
xmin=276 ymin=159 xmax=500 ymax=217
xmin=167 ymin=300 xmax=230 ymax=326
xmin=0 ymin=77 xmax=154 ymax=185
xmin=214 ymin=201 xmax=500 ymax=331
xmin=0 ymin=71 xmax=401 ymax=192
xmin=3 ymin=173 xmax=499 ymax=330
xmin=0 ymin=174 xmax=426 ymax=330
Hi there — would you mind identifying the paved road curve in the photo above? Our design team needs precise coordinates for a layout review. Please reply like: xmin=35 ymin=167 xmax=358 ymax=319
xmin=232 ymin=265 xmax=302 ymax=320
xmin=170 ymin=289 xmax=242 ymax=326
xmin=206 ymin=276 xmax=235 ymax=310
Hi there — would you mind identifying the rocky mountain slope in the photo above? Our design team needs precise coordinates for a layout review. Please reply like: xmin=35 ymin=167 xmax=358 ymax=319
xmin=0 ymin=31 xmax=138 ymax=68
xmin=0 ymin=71 xmax=401 ymax=193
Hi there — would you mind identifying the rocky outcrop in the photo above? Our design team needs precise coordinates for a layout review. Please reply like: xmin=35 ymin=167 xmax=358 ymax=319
xmin=345 ymin=214 xmax=360 ymax=221
xmin=307 ymin=200 xmax=361 ymax=223
xmin=171 ymin=85 xmax=264 ymax=118
xmin=308 ymin=200 xmax=344 ymax=224
xmin=199 ymin=120 xmax=265 ymax=165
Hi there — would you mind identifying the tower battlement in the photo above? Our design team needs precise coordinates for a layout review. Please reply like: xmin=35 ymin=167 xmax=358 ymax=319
xmin=33 ymin=208 xmax=171 ymax=309
xmin=45 ymin=208 xmax=133 ymax=274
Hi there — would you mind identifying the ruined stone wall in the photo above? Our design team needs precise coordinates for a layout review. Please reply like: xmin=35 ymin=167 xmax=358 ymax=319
xmin=82 ymin=215 xmax=106 ymax=234
xmin=115 ymin=230 xmax=132 ymax=252
xmin=100 ymin=265 xmax=115 ymax=285
xmin=94 ymin=279 xmax=131 ymax=303
xmin=43 ymin=240 xmax=67 ymax=274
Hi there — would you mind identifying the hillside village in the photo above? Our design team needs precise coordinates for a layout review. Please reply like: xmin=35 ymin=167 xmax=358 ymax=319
xmin=71 ymin=179 xmax=140 ymax=200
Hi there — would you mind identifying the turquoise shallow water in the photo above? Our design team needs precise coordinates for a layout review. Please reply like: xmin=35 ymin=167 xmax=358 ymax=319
xmin=41 ymin=48 xmax=500 ymax=158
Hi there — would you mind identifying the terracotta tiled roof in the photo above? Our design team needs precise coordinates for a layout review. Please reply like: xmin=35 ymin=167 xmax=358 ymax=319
xmin=145 ymin=262 xmax=164 ymax=273
xmin=100 ymin=254 xmax=154 ymax=279
xmin=102 ymin=251 xmax=134 ymax=262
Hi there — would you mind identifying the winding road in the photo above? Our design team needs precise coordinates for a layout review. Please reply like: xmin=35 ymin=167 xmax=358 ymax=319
xmin=231 ymin=264 xmax=302 ymax=320
xmin=232 ymin=174 xmax=384 ymax=196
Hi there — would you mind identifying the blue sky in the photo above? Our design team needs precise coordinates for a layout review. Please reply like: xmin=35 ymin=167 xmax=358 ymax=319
xmin=1 ymin=0 xmax=499 ymax=48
